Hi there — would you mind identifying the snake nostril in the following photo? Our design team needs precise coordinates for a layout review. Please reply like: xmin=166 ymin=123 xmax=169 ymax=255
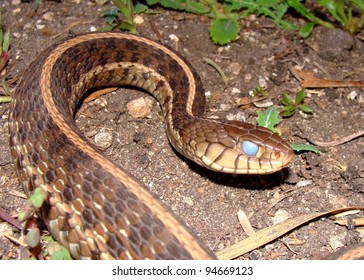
xmin=272 ymin=151 xmax=281 ymax=160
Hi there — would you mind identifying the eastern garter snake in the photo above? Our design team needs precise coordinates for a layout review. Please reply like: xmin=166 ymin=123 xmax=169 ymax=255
xmin=8 ymin=32 xmax=299 ymax=259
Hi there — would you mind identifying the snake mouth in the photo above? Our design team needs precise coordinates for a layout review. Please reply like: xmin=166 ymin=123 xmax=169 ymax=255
xmin=194 ymin=137 xmax=295 ymax=175
xmin=198 ymin=147 xmax=295 ymax=175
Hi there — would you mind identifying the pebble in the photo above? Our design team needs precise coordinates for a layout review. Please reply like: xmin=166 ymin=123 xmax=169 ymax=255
xmin=94 ymin=0 xmax=109 ymax=4
xmin=127 ymin=97 xmax=153 ymax=118
xmin=272 ymin=209 xmax=292 ymax=225
xmin=329 ymin=233 xmax=346 ymax=250
xmin=94 ymin=131 xmax=113 ymax=150
xmin=347 ymin=90 xmax=357 ymax=100
xmin=42 ymin=11 xmax=54 ymax=22
xmin=0 ymin=222 xmax=13 ymax=234
xmin=296 ymin=180 xmax=312 ymax=187
xmin=231 ymin=87 xmax=241 ymax=94
xmin=258 ymin=76 xmax=267 ymax=88
xmin=182 ymin=196 xmax=194 ymax=206
xmin=226 ymin=111 xmax=246 ymax=122
xmin=228 ymin=62 xmax=242 ymax=76
xmin=134 ymin=15 xmax=144 ymax=25
xmin=168 ymin=34 xmax=179 ymax=42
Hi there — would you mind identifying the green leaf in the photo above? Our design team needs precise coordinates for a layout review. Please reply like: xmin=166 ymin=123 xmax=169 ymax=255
xmin=299 ymin=22 xmax=316 ymax=38
xmin=51 ymin=247 xmax=72 ymax=260
xmin=287 ymin=0 xmax=334 ymax=28
xmin=281 ymin=109 xmax=295 ymax=117
xmin=134 ymin=3 xmax=148 ymax=13
xmin=295 ymin=88 xmax=305 ymax=104
xmin=298 ymin=104 xmax=313 ymax=113
xmin=100 ymin=7 xmax=119 ymax=18
xmin=25 ymin=228 xmax=40 ymax=248
xmin=18 ymin=211 xmax=28 ymax=222
xmin=146 ymin=0 xmax=210 ymax=14
xmin=351 ymin=0 xmax=364 ymax=12
xmin=256 ymin=106 xmax=281 ymax=132
xmin=0 ymin=96 xmax=12 ymax=103
xmin=281 ymin=93 xmax=293 ymax=106
xmin=291 ymin=144 xmax=319 ymax=154
xmin=3 ymin=30 xmax=10 ymax=52
xmin=282 ymin=105 xmax=295 ymax=112
xmin=29 ymin=187 xmax=46 ymax=209
xmin=42 ymin=235 xmax=55 ymax=243
xmin=210 ymin=18 xmax=240 ymax=45
xmin=317 ymin=0 xmax=344 ymax=24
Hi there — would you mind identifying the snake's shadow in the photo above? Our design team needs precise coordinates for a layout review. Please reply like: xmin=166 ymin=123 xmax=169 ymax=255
xmin=181 ymin=155 xmax=292 ymax=191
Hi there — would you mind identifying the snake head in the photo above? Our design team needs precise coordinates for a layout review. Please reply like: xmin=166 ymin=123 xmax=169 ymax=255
xmin=184 ymin=120 xmax=294 ymax=174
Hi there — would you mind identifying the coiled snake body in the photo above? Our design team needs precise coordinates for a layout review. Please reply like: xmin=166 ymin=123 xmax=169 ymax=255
xmin=9 ymin=32 xmax=295 ymax=259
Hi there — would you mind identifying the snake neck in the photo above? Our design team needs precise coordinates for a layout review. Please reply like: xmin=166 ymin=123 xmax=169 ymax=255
xmin=42 ymin=34 xmax=208 ymax=164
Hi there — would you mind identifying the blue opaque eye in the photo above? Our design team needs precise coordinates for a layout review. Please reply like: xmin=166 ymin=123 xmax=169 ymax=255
xmin=241 ymin=140 xmax=259 ymax=156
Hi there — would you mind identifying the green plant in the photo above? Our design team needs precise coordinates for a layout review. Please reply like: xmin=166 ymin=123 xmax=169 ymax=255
xmin=18 ymin=186 xmax=71 ymax=260
xmin=317 ymin=0 xmax=364 ymax=35
xmin=0 ymin=13 xmax=10 ymax=75
xmin=256 ymin=106 xmax=318 ymax=153
xmin=0 ymin=9 xmax=11 ymax=102
xmin=145 ymin=0 xmax=299 ymax=44
xmin=113 ymin=0 xmax=363 ymax=44
xmin=280 ymin=89 xmax=313 ymax=117
xmin=256 ymin=106 xmax=281 ymax=133
xmin=101 ymin=0 xmax=136 ymax=32
xmin=252 ymin=85 xmax=269 ymax=97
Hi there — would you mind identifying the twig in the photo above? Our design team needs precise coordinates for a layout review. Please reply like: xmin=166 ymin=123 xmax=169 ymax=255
xmin=0 ymin=206 xmax=23 ymax=230
xmin=306 ymin=130 xmax=364 ymax=147
xmin=203 ymin=58 xmax=228 ymax=88
xmin=291 ymin=66 xmax=364 ymax=88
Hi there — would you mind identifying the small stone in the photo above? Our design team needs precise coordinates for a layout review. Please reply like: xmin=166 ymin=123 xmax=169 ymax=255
xmin=253 ymin=100 xmax=273 ymax=108
xmin=220 ymin=103 xmax=232 ymax=111
xmin=36 ymin=24 xmax=45 ymax=30
xmin=134 ymin=15 xmax=144 ymax=25
xmin=347 ymin=90 xmax=357 ymax=100
xmin=226 ymin=111 xmax=246 ymax=122
xmin=258 ymin=76 xmax=267 ymax=88
xmin=42 ymin=12 xmax=54 ymax=21
xmin=13 ymin=32 xmax=21 ymax=39
xmin=127 ymin=97 xmax=153 ymax=118
xmin=94 ymin=131 xmax=113 ymax=150
xmin=228 ymin=62 xmax=242 ymax=76
xmin=12 ymin=8 xmax=21 ymax=15
xmin=231 ymin=87 xmax=241 ymax=94
xmin=272 ymin=209 xmax=292 ymax=225
xmin=244 ymin=73 xmax=253 ymax=83
xmin=168 ymin=34 xmax=179 ymax=42
xmin=296 ymin=180 xmax=312 ymax=187
xmin=182 ymin=196 xmax=194 ymax=206
xmin=23 ymin=23 xmax=33 ymax=30
xmin=329 ymin=233 xmax=346 ymax=250
xmin=94 ymin=0 xmax=109 ymax=4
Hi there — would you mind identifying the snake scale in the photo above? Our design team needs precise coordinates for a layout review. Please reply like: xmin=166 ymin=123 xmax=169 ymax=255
xmin=8 ymin=31 xmax=359 ymax=260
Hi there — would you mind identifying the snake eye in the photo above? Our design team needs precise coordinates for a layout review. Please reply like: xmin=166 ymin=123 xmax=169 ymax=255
xmin=241 ymin=140 xmax=259 ymax=156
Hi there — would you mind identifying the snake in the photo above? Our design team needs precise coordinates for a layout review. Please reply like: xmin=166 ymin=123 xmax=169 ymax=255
xmin=8 ymin=31 xmax=297 ymax=259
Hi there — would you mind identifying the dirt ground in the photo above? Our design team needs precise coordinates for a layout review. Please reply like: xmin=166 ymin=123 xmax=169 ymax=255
xmin=0 ymin=0 xmax=363 ymax=260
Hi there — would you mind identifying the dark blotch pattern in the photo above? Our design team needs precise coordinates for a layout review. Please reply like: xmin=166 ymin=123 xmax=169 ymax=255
xmin=8 ymin=32 xmax=215 ymax=260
